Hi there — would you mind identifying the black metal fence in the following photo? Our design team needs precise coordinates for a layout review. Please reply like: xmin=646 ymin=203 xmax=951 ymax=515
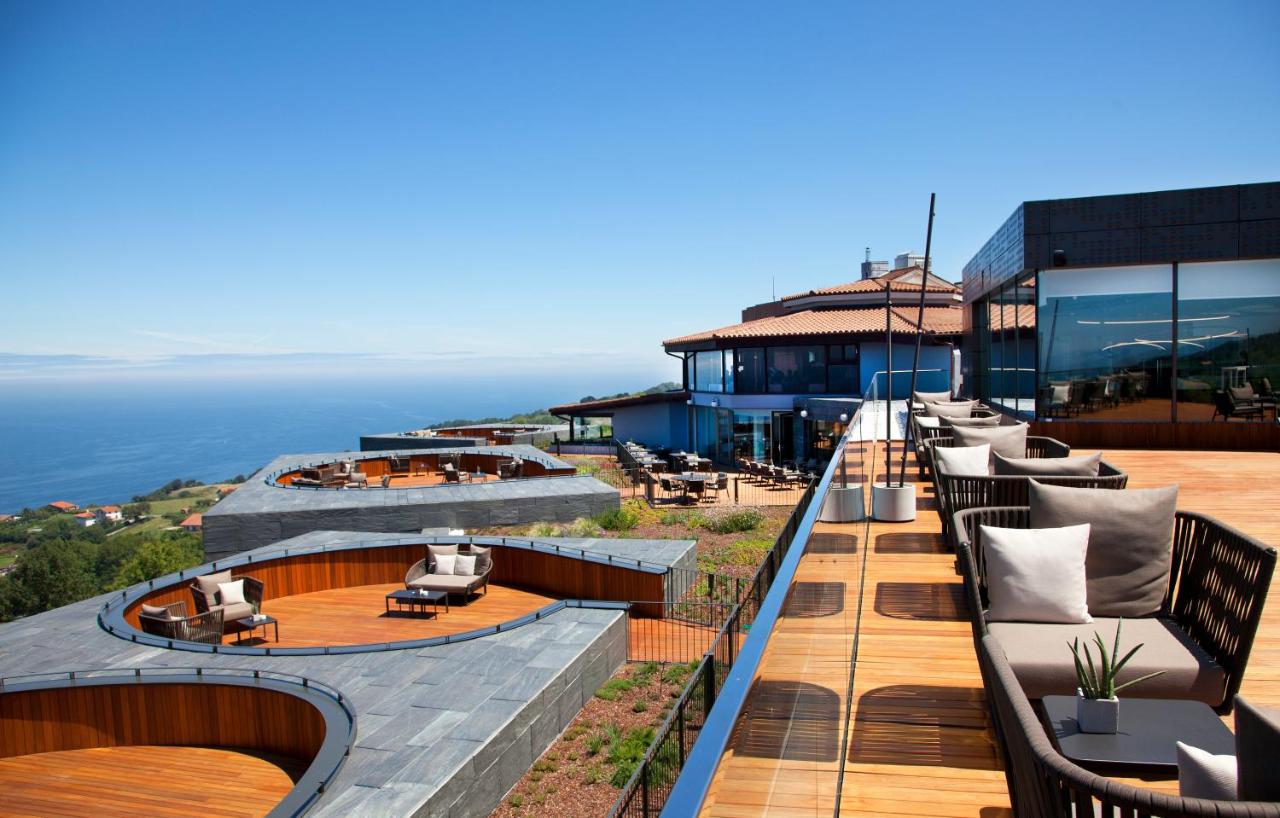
xmin=608 ymin=479 xmax=818 ymax=818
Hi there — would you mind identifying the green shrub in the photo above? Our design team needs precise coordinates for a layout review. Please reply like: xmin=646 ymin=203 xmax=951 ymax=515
xmin=575 ymin=460 xmax=604 ymax=476
xmin=593 ymin=505 xmax=639 ymax=532
xmin=662 ymin=660 xmax=700 ymax=686
xmin=631 ymin=700 xmax=648 ymax=713
xmin=584 ymin=764 xmax=604 ymax=784
xmin=532 ymin=757 xmax=558 ymax=773
xmin=607 ymin=726 xmax=656 ymax=787
xmin=526 ymin=521 xmax=561 ymax=537
xmin=508 ymin=795 xmax=523 ymax=807
xmin=594 ymin=678 xmax=634 ymax=701
xmin=698 ymin=507 xmax=765 ymax=534
xmin=585 ymin=733 xmax=605 ymax=756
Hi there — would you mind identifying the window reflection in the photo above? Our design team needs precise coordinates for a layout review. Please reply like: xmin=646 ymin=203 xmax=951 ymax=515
xmin=768 ymin=346 xmax=826 ymax=393
xmin=1177 ymin=260 xmax=1280 ymax=423
xmin=693 ymin=350 xmax=724 ymax=392
xmin=1038 ymin=265 xmax=1173 ymax=421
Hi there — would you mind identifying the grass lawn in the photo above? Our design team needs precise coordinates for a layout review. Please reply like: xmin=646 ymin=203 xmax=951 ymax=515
xmin=144 ymin=485 xmax=223 ymax=517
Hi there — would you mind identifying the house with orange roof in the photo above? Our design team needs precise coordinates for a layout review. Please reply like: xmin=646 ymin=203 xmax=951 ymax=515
xmin=95 ymin=505 xmax=123 ymax=523
xmin=47 ymin=500 xmax=78 ymax=512
xmin=73 ymin=511 xmax=97 ymax=527
xmin=552 ymin=264 xmax=964 ymax=467
xmin=179 ymin=513 xmax=202 ymax=532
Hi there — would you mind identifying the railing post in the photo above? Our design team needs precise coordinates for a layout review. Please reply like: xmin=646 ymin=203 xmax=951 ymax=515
xmin=703 ymin=655 xmax=716 ymax=714
xmin=641 ymin=761 xmax=650 ymax=818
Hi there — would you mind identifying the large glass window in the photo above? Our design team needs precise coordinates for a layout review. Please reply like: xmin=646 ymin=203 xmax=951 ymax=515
xmin=1176 ymin=260 xmax=1280 ymax=422
xmin=732 ymin=410 xmax=772 ymax=461
xmin=827 ymin=344 xmax=859 ymax=394
xmin=1038 ymin=265 xmax=1173 ymax=421
xmin=768 ymin=346 xmax=826 ymax=393
xmin=733 ymin=348 xmax=767 ymax=393
xmin=693 ymin=350 xmax=724 ymax=392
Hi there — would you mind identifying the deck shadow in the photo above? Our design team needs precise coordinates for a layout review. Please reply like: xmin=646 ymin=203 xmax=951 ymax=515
xmin=807 ymin=533 xmax=860 ymax=554
xmin=785 ymin=581 xmax=846 ymax=618
xmin=847 ymin=685 xmax=999 ymax=769
xmin=874 ymin=581 xmax=968 ymax=621
xmin=730 ymin=680 xmax=841 ymax=762
xmin=874 ymin=532 xmax=944 ymax=554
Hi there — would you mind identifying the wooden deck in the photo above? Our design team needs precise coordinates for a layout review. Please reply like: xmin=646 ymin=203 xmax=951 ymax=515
xmin=698 ymin=443 xmax=1280 ymax=818
xmin=0 ymin=745 xmax=300 ymax=817
xmin=235 ymin=582 xmax=557 ymax=648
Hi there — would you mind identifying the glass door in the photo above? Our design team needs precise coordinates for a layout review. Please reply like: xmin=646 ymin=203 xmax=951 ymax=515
xmin=770 ymin=411 xmax=795 ymax=466
xmin=716 ymin=408 xmax=734 ymax=465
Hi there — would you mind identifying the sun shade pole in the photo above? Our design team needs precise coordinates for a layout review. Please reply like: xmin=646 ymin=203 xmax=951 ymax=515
xmin=884 ymin=278 xmax=893 ymax=486
xmin=899 ymin=192 xmax=936 ymax=487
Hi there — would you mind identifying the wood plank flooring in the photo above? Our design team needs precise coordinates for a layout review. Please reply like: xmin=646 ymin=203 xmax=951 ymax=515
xmin=0 ymin=745 xmax=299 ymax=817
xmin=698 ymin=443 xmax=1280 ymax=818
xmin=235 ymin=582 xmax=557 ymax=648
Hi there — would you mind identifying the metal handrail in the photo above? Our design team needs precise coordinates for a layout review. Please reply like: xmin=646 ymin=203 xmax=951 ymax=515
xmin=260 ymin=445 xmax=581 ymax=491
xmin=657 ymin=402 xmax=863 ymax=816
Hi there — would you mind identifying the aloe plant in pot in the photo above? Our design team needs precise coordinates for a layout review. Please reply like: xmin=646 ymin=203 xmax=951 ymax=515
xmin=1069 ymin=618 xmax=1164 ymax=734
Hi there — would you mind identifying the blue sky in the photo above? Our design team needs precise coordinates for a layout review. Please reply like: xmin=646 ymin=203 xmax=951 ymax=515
xmin=2 ymin=0 xmax=1278 ymax=384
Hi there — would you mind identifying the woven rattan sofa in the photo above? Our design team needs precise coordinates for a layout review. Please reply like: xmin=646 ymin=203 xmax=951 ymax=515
xmin=955 ymin=505 xmax=1275 ymax=713
xmin=977 ymin=633 xmax=1280 ymax=816
xmin=189 ymin=571 xmax=264 ymax=631
xmin=138 ymin=600 xmax=224 ymax=644
xmin=405 ymin=544 xmax=492 ymax=603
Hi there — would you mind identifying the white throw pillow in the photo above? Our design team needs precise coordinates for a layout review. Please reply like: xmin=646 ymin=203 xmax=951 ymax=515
xmin=915 ymin=416 xmax=943 ymax=429
xmin=454 ymin=554 xmax=477 ymax=576
xmin=1176 ymin=742 xmax=1237 ymax=800
xmin=981 ymin=523 xmax=1092 ymax=624
xmin=217 ymin=579 xmax=246 ymax=606
xmin=434 ymin=554 xmax=457 ymax=575
xmin=934 ymin=444 xmax=991 ymax=476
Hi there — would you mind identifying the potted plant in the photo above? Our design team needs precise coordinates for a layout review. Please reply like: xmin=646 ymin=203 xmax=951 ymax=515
xmin=250 ymin=602 xmax=266 ymax=623
xmin=1069 ymin=618 xmax=1164 ymax=734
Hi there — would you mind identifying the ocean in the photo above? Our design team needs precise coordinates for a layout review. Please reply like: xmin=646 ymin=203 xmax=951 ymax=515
xmin=0 ymin=374 xmax=638 ymax=513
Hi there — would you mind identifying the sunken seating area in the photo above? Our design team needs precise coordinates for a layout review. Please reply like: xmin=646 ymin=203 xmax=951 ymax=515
xmin=953 ymin=489 xmax=1276 ymax=712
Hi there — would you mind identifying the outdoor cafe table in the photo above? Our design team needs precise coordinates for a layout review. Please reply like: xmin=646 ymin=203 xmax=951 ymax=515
xmin=671 ymin=472 xmax=712 ymax=503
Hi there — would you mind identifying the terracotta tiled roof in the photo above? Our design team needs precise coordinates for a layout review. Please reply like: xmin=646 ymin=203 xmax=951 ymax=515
xmin=664 ymin=305 xmax=963 ymax=346
xmin=180 ymin=513 xmax=202 ymax=528
xmin=75 ymin=511 xmax=95 ymax=519
xmin=781 ymin=267 xmax=959 ymax=300
xmin=100 ymin=505 xmax=121 ymax=513
xmin=48 ymin=501 xmax=77 ymax=511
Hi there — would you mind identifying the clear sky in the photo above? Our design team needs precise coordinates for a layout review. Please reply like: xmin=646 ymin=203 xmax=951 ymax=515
xmin=2 ymin=0 xmax=1278 ymax=384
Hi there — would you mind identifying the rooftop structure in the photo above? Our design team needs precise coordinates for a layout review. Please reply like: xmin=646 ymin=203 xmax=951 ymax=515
xmin=201 ymin=445 xmax=618 ymax=559
xmin=47 ymin=500 xmax=77 ymax=512
xmin=360 ymin=422 xmax=567 ymax=452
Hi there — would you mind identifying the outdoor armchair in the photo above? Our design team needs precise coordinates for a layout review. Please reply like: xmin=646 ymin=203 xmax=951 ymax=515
xmin=405 ymin=547 xmax=492 ymax=602
xmin=139 ymin=600 xmax=224 ymax=645
xmin=189 ymin=571 xmax=264 ymax=630
xmin=955 ymin=505 xmax=1275 ymax=713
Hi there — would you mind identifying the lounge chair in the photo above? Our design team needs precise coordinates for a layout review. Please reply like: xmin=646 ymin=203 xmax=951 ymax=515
xmin=405 ymin=544 xmax=492 ymax=603
xmin=138 ymin=600 xmax=224 ymax=645
xmin=977 ymin=633 xmax=1280 ymax=816
xmin=1213 ymin=389 xmax=1264 ymax=421
xmin=955 ymin=505 xmax=1275 ymax=713
xmin=188 ymin=570 xmax=264 ymax=632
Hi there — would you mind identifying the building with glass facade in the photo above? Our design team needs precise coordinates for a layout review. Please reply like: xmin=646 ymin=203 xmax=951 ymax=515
xmin=553 ymin=266 xmax=965 ymax=467
xmin=962 ymin=181 xmax=1280 ymax=448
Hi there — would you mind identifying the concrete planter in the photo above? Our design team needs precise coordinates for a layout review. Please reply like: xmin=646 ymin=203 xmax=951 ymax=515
xmin=1076 ymin=691 xmax=1120 ymax=734
xmin=819 ymin=485 xmax=865 ymax=523
xmin=871 ymin=482 xmax=916 ymax=522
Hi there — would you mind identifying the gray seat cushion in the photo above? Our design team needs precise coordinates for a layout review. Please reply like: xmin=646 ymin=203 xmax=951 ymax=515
xmin=468 ymin=545 xmax=492 ymax=574
xmin=994 ymin=452 xmax=1101 ymax=477
xmin=943 ymin=415 xmax=1001 ymax=428
xmin=952 ymin=423 xmax=1028 ymax=461
xmin=1236 ymin=697 xmax=1280 ymax=801
xmin=987 ymin=617 xmax=1226 ymax=706
xmin=1029 ymin=481 xmax=1177 ymax=617
xmin=408 ymin=574 xmax=479 ymax=592
xmin=926 ymin=401 xmax=976 ymax=419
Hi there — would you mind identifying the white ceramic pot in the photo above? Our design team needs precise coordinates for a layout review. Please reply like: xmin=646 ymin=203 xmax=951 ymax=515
xmin=871 ymin=482 xmax=916 ymax=522
xmin=820 ymin=485 xmax=866 ymax=523
xmin=1076 ymin=690 xmax=1119 ymax=734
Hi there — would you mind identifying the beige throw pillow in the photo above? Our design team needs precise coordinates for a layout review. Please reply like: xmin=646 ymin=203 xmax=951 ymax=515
xmin=454 ymin=554 xmax=477 ymax=576
xmin=942 ymin=415 xmax=1001 ymax=428
xmin=981 ymin=523 xmax=1092 ymax=624
xmin=1028 ymin=481 xmax=1177 ymax=617
xmin=217 ymin=579 xmax=246 ymax=606
xmin=934 ymin=444 xmax=991 ymax=476
xmin=195 ymin=570 xmax=232 ymax=607
xmin=1176 ymin=742 xmax=1237 ymax=801
xmin=925 ymin=401 xmax=975 ymax=419
xmin=914 ymin=390 xmax=953 ymax=404
xmin=434 ymin=553 xmax=457 ymax=575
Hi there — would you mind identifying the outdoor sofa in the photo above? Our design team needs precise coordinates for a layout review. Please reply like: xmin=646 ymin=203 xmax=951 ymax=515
xmin=405 ymin=543 xmax=492 ymax=602
xmin=954 ymin=491 xmax=1275 ymax=714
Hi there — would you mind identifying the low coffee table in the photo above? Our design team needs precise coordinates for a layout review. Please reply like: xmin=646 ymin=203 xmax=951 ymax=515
xmin=1041 ymin=696 xmax=1234 ymax=774
xmin=386 ymin=588 xmax=448 ymax=618
xmin=234 ymin=615 xmax=279 ymax=645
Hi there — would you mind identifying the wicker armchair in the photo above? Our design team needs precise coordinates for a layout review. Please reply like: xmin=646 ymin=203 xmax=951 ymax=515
xmin=955 ymin=506 xmax=1275 ymax=713
xmin=922 ymin=435 xmax=1071 ymax=539
xmin=138 ymin=601 xmax=224 ymax=645
xmin=977 ymin=633 xmax=1280 ymax=817
xmin=934 ymin=460 xmax=1128 ymax=548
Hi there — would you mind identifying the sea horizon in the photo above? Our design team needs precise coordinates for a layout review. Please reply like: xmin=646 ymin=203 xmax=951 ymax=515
xmin=0 ymin=371 xmax=661 ymax=514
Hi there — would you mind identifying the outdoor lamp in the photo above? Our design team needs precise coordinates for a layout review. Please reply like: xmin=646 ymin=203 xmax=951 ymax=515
xmin=800 ymin=409 xmax=808 ymax=418
xmin=839 ymin=413 xmax=849 ymax=423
